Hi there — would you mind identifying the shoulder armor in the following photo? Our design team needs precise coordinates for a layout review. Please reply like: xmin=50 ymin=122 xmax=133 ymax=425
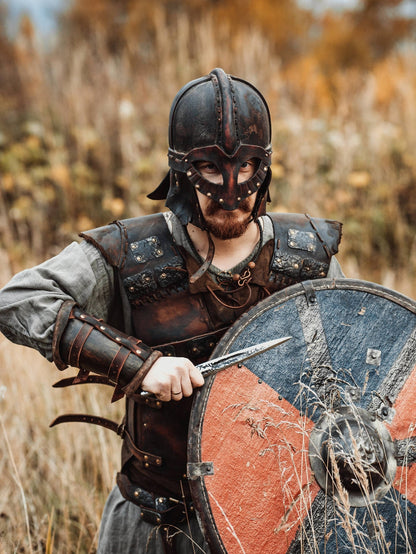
xmin=80 ymin=213 xmax=169 ymax=269
xmin=81 ymin=213 xmax=188 ymax=304
xmin=267 ymin=213 xmax=342 ymax=283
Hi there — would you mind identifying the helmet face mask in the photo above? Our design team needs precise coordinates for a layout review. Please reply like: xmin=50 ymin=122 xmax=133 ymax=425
xmin=172 ymin=144 xmax=270 ymax=211
xmin=148 ymin=67 xmax=272 ymax=227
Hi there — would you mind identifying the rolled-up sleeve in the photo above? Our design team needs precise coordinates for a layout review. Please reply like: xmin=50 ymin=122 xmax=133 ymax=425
xmin=0 ymin=241 xmax=114 ymax=361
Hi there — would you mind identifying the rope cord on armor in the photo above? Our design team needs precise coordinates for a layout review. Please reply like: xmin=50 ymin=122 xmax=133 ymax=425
xmin=207 ymin=281 xmax=253 ymax=309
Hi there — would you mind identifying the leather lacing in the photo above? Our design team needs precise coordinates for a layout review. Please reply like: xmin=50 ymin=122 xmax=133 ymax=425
xmin=207 ymin=282 xmax=253 ymax=309
xmin=207 ymin=263 xmax=271 ymax=309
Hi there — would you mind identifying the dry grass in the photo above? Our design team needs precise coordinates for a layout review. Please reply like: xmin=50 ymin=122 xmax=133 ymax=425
xmin=0 ymin=334 xmax=124 ymax=553
xmin=0 ymin=252 xmax=123 ymax=552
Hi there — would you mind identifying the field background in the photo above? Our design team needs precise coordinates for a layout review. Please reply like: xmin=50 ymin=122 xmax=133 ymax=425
xmin=0 ymin=0 xmax=416 ymax=551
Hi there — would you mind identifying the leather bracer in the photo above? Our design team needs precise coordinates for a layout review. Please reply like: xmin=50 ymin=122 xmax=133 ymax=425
xmin=52 ymin=300 xmax=162 ymax=401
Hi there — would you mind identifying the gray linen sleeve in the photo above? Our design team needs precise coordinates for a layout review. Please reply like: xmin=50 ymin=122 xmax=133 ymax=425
xmin=0 ymin=240 xmax=114 ymax=361
xmin=327 ymin=256 xmax=345 ymax=278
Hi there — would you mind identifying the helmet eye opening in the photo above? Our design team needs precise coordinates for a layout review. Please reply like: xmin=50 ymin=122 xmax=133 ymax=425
xmin=193 ymin=160 xmax=222 ymax=184
xmin=192 ymin=157 xmax=260 ymax=185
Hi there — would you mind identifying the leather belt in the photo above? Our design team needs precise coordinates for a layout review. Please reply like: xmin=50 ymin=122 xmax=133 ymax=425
xmin=117 ymin=473 xmax=194 ymax=526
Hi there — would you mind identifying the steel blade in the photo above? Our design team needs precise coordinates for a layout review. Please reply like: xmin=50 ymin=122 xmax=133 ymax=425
xmin=197 ymin=336 xmax=291 ymax=377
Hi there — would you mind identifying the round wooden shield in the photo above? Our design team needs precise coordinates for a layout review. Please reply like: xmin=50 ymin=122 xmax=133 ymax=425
xmin=188 ymin=279 xmax=416 ymax=553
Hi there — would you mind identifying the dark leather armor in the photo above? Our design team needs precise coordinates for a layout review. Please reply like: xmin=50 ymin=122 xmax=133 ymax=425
xmin=75 ymin=211 xmax=341 ymax=500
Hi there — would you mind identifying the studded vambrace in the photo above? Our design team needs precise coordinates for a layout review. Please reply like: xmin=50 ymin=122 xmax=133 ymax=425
xmin=52 ymin=300 xmax=162 ymax=401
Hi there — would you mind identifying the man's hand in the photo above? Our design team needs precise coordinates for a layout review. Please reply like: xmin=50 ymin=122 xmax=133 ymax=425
xmin=141 ymin=356 xmax=205 ymax=401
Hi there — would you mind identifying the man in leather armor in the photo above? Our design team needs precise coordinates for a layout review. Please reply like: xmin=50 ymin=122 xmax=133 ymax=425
xmin=0 ymin=68 xmax=343 ymax=553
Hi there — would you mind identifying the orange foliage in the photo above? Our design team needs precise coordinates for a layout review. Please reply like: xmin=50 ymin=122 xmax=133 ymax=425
xmin=0 ymin=0 xmax=416 ymax=292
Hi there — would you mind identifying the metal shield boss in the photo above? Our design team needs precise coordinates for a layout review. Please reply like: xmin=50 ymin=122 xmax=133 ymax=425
xmin=187 ymin=279 xmax=416 ymax=553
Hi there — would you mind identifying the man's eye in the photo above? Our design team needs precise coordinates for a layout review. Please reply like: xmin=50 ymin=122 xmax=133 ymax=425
xmin=197 ymin=162 xmax=218 ymax=173
xmin=241 ymin=160 xmax=255 ymax=169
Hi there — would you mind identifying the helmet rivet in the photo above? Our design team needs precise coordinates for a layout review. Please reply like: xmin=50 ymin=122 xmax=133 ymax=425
xmin=256 ymin=182 xmax=260 ymax=187
xmin=207 ymin=192 xmax=212 ymax=197
xmin=219 ymin=198 xmax=224 ymax=203
xmin=195 ymin=184 xmax=200 ymax=189
xmin=247 ymin=190 xmax=251 ymax=194
xmin=186 ymin=170 xmax=192 ymax=176
xmin=237 ymin=197 xmax=241 ymax=201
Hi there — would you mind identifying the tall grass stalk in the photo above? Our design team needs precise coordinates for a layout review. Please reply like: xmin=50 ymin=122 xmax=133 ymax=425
xmin=0 ymin=395 xmax=33 ymax=554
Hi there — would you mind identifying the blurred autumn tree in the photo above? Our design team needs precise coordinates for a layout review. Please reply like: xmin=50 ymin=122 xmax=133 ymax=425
xmin=61 ymin=0 xmax=415 ymax=69
xmin=0 ymin=3 xmax=25 ymax=122
xmin=313 ymin=0 xmax=414 ymax=72
xmin=0 ymin=0 xmax=416 ymax=294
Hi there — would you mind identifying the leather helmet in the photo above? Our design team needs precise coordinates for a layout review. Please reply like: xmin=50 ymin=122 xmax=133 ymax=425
xmin=148 ymin=68 xmax=272 ymax=228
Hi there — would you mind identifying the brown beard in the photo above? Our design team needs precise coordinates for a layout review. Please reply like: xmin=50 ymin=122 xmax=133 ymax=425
xmin=203 ymin=198 xmax=253 ymax=240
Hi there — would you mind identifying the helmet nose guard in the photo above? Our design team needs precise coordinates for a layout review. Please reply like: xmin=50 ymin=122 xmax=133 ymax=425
xmin=148 ymin=68 xmax=272 ymax=224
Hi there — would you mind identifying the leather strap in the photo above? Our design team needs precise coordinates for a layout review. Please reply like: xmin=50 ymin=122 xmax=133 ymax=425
xmin=108 ymin=346 xmax=131 ymax=384
xmin=49 ymin=413 xmax=163 ymax=467
xmin=68 ymin=321 xmax=93 ymax=369
xmin=53 ymin=375 xmax=112 ymax=388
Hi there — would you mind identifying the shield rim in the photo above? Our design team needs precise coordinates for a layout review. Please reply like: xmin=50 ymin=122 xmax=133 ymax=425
xmin=187 ymin=278 xmax=416 ymax=553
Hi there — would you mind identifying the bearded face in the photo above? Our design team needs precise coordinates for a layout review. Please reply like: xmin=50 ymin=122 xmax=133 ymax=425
xmin=200 ymin=196 xmax=255 ymax=240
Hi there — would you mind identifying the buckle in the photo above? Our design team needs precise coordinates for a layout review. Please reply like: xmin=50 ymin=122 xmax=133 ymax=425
xmin=140 ymin=506 xmax=163 ymax=525
xmin=139 ymin=503 xmax=188 ymax=526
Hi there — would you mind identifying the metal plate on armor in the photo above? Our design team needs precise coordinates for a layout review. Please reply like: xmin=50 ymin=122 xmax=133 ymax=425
xmin=188 ymin=278 xmax=416 ymax=554
xmin=124 ymin=256 xmax=188 ymax=302
xmin=271 ymin=253 xmax=328 ymax=280
xmin=287 ymin=228 xmax=317 ymax=252
xmin=130 ymin=236 xmax=164 ymax=264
